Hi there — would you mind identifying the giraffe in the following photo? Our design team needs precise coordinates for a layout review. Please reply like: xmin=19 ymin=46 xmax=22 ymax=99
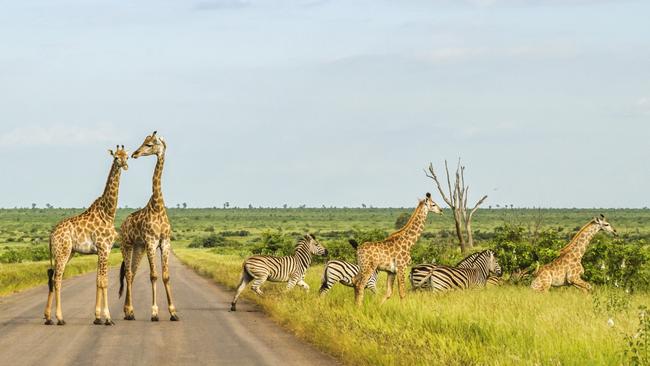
xmin=531 ymin=215 xmax=617 ymax=293
xmin=118 ymin=131 xmax=179 ymax=321
xmin=352 ymin=192 xmax=442 ymax=307
xmin=44 ymin=145 xmax=129 ymax=326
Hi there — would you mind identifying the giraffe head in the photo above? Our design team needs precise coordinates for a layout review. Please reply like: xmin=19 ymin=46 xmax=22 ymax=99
xmin=595 ymin=214 xmax=617 ymax=236
xmin=304 ymin=234 xmax=328 ymax=256
xmin=423 ymin=192 xmax=443 ymax=215
xmin=131 ymin=130 xmax=166 ymax=159
xmin=108 ymin=145 xmax=129 ymax=171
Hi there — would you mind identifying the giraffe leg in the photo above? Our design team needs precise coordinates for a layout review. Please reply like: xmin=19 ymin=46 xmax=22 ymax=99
xmin=354 ymin=266 xmax=375 ymax=307
xmin=145 ymin=242 xmax=160 ymax=321
xmin=396 ymin=266 xmax=407 ymax=300
xmin=124 ymin=244 xmax=144 ymax=320
xmin=96 ymin=244 xmax=114 ymax=325
xmin=231 ymin=270 xmax=253 ymax=311
xmin=569 ymin=274 xmax=592 ymax=293
xmin=54 ymin=260 xmax=68 ymax=325
xmin=160 ymin=239 xmax=179 ymax=321
xmin=44 ymin=264 xmax=56 ymax=325
xmin=51 ymin=244 xmax=72 ymax=326
xmin=381 ymin=272 xmax=396 ymax=305
xmin=531 ymin=271 xmax=552 ymax=293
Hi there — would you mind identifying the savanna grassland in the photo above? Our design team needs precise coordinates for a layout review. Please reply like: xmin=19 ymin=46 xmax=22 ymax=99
xmin=1 ymin=207 xmax=650 ymax=365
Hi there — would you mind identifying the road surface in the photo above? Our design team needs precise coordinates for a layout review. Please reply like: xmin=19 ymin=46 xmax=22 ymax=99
xmin=0 ymin=255 xmax=339 ymax=366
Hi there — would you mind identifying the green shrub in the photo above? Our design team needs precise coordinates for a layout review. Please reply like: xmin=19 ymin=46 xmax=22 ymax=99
xmin=0 ymin=245 xmax=50 ymax=263
xmin=188 ymin=234 xmax=237 ymax=248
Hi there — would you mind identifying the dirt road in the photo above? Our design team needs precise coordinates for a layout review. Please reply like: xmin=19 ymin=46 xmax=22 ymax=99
xmin=0 ymin=255 xmax=338 ymax=365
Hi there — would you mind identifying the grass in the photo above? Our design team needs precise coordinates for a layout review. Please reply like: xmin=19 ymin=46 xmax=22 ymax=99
xmin=175 ymin=248 xmax=648 ymax=366
xmin=0 ymin=251 xmax=122 ymax=296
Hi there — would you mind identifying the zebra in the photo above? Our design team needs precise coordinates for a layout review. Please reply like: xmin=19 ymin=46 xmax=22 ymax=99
xmin=410 ymin=250 xmax=502 ymax=292
xmin=230 ymin=234 xmax=328 ymax=311
xmin=319 ymin=260 xmax=378 ymax=296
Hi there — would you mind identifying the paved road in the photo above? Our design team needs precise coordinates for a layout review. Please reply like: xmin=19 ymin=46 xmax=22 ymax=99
xmin=0 ymin=255 xmax=338 ymax=366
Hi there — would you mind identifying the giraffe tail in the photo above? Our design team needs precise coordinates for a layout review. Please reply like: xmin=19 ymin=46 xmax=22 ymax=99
xmin=47 ymin=269 xmax=54 ymax=292
xmin=118 ymin=261 xmax=126 ymax=298
xmin=348 ymin=239 xmax=358 ymax=249
xmin=47 ymin=236 xmax=54 ymax=292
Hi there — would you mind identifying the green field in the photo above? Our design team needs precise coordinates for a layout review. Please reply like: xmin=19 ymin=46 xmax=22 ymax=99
xmin=1 ymin=207 xmax=649 ymax=365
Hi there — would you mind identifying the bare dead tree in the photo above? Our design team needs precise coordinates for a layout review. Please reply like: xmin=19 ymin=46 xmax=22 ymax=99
xmin=426 ymin=159 xmax=488 ymax=252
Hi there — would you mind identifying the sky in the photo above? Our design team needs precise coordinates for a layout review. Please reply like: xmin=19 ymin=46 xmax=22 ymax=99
xmin=0 ymin=0 xmax=648 ymax=209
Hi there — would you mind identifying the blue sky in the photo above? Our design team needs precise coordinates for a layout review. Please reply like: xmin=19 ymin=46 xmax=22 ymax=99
xmin=0 ymin=0 xmax=648 ymax=208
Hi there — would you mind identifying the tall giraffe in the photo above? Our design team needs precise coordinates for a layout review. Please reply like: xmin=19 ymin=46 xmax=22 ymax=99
xmin=119 ymin=131 xmax=179 ymax=321
xmin=44 ymin=145 xmax=129 ymax=325
xmin=531 ymin=215 xmax=617 ymax=293
xmin=352 ymin=192 xmax=442 ymax=307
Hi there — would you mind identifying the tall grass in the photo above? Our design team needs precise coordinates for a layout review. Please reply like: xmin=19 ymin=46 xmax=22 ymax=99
xmin=0 ymin=252 xmax=122 ymax=296
xmin=175 ymin=248 xmax=648 ymax=366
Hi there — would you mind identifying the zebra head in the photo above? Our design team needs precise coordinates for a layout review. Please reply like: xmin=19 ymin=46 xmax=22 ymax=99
xmin=304 ymin=234 xmax=328 ymax=256
xmin=595 ymin=214 xmax=618 ymax=236
xmin=486 ymin=250 xmax=503 ymax=277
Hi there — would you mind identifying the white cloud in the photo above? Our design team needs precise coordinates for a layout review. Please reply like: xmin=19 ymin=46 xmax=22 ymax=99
xmin=194 ymin=0 xmax=251 ymax=11
xmin=637 ymin=97 xmax=650 ymax=115
xmin=422 ymin=47 xmax=488 ymax=63
xmin=0 ymin=124 xmax=127 ymax=147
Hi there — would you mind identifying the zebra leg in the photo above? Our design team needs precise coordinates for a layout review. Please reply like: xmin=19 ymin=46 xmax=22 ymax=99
xmin=296 ymin=279 xmax=310 ymax=291
xmin=231 ymin=270 xmax=252 ymax=312
xmin=251 ymin=275 xmax=268 ymax=296
xmin=381 ymin=272 xmax=395 ymax=305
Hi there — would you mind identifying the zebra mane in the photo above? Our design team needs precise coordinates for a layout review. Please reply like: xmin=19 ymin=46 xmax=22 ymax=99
xmin=456 ymin=249 xmax=494 ymax=267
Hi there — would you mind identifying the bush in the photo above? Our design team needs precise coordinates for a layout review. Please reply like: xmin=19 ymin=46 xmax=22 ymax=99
xmin=0 ymin=245 xmax=50 ymax=263
xmin=188 ymin=234 xmax=237 ymax=248
xmin=395 ymin=213 xmax=410 ymax=230
xmin=251 ymin=230 xmax=295 ymax=256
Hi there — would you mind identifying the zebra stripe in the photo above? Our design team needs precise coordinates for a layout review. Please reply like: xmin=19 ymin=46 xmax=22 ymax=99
xmin=319 ymin=260 xmax=378 ymax=296
xmin=230 ymin=234 xmax=327 ymax=311
xmin=410 ymin=250 xmax=502 ymax=291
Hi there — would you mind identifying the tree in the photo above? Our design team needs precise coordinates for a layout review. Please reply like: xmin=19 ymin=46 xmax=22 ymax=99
xmin=176 ymin=203 xmax=180 ymax=209
xmin=394 ymin=212 xmax=410 ymax=230
xmin=361 ymin=203 xmax=367 ymax=208
xmin=283 ymin=204 xmax=288 ymax=209
xmin=223 ymin=202 xmax=230 ymax=209
xmin=31 ymin=203 xmax=36 ymax=209
xmin=426 ymin=159 xmax=488 ymax=253
xmin=45 ymin=203 xmax=53 ymax=209
xmin=182 ymin=202 xmax=187 ymax=209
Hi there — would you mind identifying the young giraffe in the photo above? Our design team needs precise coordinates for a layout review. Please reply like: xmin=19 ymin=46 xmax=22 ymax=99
xmin=352 ymin=192 xmax=442 ymax=307
xmin=119 ymin=131 xmax=179 ymax=321
xmin=44 ymin=145 xmax=129 ymax=326
xmin=531 ymin=215 xmax=617 ymax=293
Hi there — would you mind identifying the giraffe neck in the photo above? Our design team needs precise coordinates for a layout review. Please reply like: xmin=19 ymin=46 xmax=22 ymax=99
xmin=96 ymin=160 xmax=122 ymax=220
xmin=562 ymin=221 xmax=600 ymax=259
xmin=148 ymin=152 xmax=165 ymax=212
xmin=390 ymin=202 xmax=428 ymax=250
